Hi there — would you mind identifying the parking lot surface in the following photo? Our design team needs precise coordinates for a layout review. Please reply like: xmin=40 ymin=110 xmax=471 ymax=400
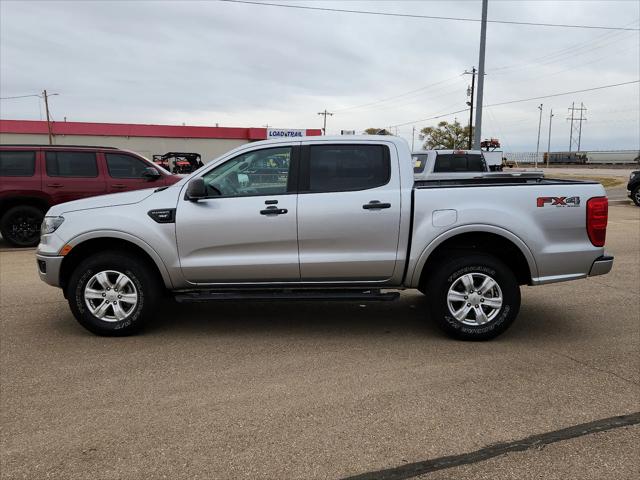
xmin=1 ymin=205 xmax=639 ymax=479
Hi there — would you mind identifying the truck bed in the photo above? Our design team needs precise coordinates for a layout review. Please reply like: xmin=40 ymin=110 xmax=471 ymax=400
xmin=405 ymin=177 xmax=607 ymax=287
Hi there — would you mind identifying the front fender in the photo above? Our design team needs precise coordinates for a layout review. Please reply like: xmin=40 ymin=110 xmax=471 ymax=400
xmin=66 ymin=230 xmax=174 ymax=289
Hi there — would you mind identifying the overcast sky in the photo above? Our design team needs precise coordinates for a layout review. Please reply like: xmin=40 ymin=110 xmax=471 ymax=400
xmin=1 ymin=0 xmax=639 ymax=151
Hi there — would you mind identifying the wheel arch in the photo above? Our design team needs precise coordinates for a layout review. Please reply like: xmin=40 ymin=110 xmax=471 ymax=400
xmin=410 ymin=226 xmax=538 ymax=288
xmin=59 ymin=232 xmax=173 ymax=295
xmin=0 ymin=196 xmax=50 ymax=217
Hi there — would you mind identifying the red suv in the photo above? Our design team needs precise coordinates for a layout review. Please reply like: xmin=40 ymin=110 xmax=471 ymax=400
xmin=0 ymin=145 xmax=181 ymax=247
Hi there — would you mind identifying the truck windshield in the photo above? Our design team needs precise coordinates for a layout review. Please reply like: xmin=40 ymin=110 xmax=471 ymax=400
xmin=434 ymin=153 xmax=486 ymax=173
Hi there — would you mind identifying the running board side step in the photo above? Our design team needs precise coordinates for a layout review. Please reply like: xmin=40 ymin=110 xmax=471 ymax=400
xmin=174 ymin=289 xmax=400 ymax=303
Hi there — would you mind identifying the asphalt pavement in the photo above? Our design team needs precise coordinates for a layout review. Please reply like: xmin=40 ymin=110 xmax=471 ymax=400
xmin=1 ymin=206 xmax=638 ymax=479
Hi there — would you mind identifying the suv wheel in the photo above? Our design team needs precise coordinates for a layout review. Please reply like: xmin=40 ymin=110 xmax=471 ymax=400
xmin=0 ymin=205 xmax=44 ymax=247
xmin=632 ymin=186 xmax=640 ymax=207
xmin=67 ymin=251 xmax=160 ymax=336
xmin=424 ymin=254 xmax=520 ymax=340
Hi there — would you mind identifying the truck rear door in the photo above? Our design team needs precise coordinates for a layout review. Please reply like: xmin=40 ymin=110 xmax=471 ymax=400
xmin=297 ymin=143 xmax=401 ymax=281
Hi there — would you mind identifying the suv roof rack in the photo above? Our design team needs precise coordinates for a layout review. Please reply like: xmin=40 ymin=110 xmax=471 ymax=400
xmin=0 ymin=144 xmax=120 ymax=149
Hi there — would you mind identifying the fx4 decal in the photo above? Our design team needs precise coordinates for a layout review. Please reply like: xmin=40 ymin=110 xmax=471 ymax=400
xmin=537 ymin=196 xmax=581 ymax=208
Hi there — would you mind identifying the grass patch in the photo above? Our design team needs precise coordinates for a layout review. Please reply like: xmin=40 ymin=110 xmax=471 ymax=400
xmin=549 ymin=174 xmax=623 ymax=188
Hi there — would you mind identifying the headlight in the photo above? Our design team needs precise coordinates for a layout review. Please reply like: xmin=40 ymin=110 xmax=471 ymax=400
xmin=630 ymin=171 xmax=639 ymax=180
xmin=41 ymin=216 xmax=64 ymax=235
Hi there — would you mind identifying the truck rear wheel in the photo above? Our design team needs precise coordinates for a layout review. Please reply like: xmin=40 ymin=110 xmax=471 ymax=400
xmin=0 ymin=205 xmax=44 ymax=247
xmin=66 ymin=251 xmax=160 ymax=336
xmin=424 ymin=254 xmax=520 ymax=340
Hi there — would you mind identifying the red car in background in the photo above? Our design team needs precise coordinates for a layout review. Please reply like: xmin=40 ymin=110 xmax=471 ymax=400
xmin=0 ymin=145 xmax=181 ymax=247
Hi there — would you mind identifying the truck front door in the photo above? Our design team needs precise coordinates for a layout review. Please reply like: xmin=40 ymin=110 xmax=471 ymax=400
xmin=297 ymin=143 xmax=402 ymax=282
xmin=176 ymin=146 xmax=300 ymax=284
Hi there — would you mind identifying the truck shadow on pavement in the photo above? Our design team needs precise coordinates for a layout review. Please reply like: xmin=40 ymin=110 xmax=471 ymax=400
xmin=120 ymin=294 xmax=583 ymax=343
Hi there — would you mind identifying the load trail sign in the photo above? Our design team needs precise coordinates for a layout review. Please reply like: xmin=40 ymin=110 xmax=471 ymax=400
xmin=267 ymin=128 xmax=304 ymax=138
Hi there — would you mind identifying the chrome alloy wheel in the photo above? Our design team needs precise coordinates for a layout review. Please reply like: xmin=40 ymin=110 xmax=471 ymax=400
xmin=84 ymin=270 xmax=138 ymax=322
xmin=446 ymin=273 xmax=503 ymax=326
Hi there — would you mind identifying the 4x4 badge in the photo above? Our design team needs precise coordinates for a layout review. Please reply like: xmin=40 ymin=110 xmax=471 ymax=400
xmin=537 ymin=196 xmax=581 ymax=207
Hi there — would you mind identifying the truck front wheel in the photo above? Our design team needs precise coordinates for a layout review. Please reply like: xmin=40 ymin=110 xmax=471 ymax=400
xmin=424 ymin=254 xmax=520 ymax=340
xmin=66 ymin=251 xmax=160 ymax=336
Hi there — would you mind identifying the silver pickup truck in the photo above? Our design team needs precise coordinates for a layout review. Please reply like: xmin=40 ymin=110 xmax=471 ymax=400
xmin=36 ymin=136 xmax=613 ymax=340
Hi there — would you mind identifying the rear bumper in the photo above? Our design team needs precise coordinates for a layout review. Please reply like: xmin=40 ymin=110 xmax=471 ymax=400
xmin=36 ymin=254 xmax=64 ymax=287
xmin=588 ymin=255 xmax=614 ymax=277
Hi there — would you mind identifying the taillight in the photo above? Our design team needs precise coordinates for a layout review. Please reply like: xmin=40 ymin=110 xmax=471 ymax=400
xmin=586 ymin=197 xmax=608 ymax=247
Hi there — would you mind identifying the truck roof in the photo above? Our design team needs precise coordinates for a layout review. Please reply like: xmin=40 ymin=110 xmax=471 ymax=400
xmin=412 ymin=149 xmax=484 ymax=155
xmin=247 ymin=135 xmax=410 ymax=148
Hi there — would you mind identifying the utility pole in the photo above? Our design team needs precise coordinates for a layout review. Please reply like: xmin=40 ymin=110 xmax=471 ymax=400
xmin=567 ymin=102 xmax=587 ymax=153
xmin=546 ymin=108 xmax=554 ymax=167
xmin=473 ymin=0 xmax=488 ymax=149
xmin=317 ymin=109 xmax=333 ymax=135
xmin=464 ymin=67 xmax=476 ymax=149
xmin=577 ymin=102 xmax=585 ymax=151
xmin=411 ymin=126 xmax=416 ymax=151
xmin=43 ymin=89 xmax=53 ymax=145
xmin=535 ymin=104 xmax=543 ymax=169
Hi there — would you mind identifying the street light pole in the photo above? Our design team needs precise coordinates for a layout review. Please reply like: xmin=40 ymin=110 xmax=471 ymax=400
xmin=43 ymin=89 xmax=54 ymax=145
xmin=472 ymin=0 xmax=488 ymax=149
xmin=546 ymin=108 xmax=554 ymax=167
xmin=411 ymin=126 xmax=416 ymax=151
xmin=535 ymin=103 xmax=543 ymax=169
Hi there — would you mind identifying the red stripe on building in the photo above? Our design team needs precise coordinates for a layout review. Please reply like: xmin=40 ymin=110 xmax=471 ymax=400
xmin=0 ymin=119 xmax=322 ymax=140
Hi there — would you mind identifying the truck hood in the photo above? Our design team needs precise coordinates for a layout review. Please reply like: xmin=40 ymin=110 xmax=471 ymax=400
xmin=47 ymin=188 xmax=157 ymax=215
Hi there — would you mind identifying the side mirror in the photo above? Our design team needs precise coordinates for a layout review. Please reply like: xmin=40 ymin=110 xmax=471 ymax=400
xmin=142 ymin=167 xmax=161 ymax=181
xmin=185 ymin=177 xmax=207 ymax=201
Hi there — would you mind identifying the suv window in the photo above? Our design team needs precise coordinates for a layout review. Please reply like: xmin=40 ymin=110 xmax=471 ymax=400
xmin=0 ymin=151 xmax=36 ymax=176
xmin=106 ymin=153 xmax=149 ymax=178
xmin=307 ymin=145 xmax=390 ymax=192
xmin=202 ymin=147 xmax=292 ymax=197
xmin=45 ymin=151 xmax=98 ymax=177
xmin=433 ymin=153 xmax=486 ymax=173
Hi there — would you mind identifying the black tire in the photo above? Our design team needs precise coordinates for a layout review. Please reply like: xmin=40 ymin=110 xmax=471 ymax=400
xmin=0 ymin=205 xmax=44 ymax=247
xmin=424 ymin=254 xmax=520 ymax=341
xmin=632 ymin=186 xmax=640 ymax=207
xmin=66 ymin=251 xmax=161 ymax=336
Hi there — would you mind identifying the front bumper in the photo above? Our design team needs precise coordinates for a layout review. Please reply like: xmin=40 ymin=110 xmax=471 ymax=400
xmin=588 ymin=255 xmax=614 ymax=277
xmin=36 ymin=254 xmax=64 ymax=287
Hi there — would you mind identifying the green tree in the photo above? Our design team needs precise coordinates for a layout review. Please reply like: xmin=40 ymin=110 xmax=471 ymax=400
xmin=364 ymin=128 xmax=392 ymax=135
xmin=419 ymin=120 xmax=472 ymax=149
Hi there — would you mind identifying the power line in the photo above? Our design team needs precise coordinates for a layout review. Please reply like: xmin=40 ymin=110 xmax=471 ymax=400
xmin=334 ymin=74 xmax=463 ymax=112
xmin=0 ymin=94 xmax=42 ymax=100
xmin=484 ymin=80 xmax=639 ymax=108
xmin=389 ymin=79 xmax=639 ymax=128
xmin=220 ymin=0 xmax=640 ymax=31
xmin=489 ymin=20 xmax=639 ymax=73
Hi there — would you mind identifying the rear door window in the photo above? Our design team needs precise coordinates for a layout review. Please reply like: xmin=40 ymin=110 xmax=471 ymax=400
xmin=434 ymin=153 xmax=486 ymax=173
xmin=306 ymin=144 xmax=390 ymax=192
xmin=45 ymin=151 xmax=98 ymax=177
xmin=0 ymin=151 xmax=36 ymax=176
xmin=105 ymin=153 xmax=150 ymax=178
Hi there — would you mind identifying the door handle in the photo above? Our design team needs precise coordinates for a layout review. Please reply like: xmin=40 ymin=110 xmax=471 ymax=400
xmin=363 ymin=201 xmax=391 ymax=210
xmin=112 ymin=184 xmax=127 ymax=189
xmin=47 ymin=183 xmax=64 ymax=188
xmin=260 ymin=206 xmax=288 ymax=215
